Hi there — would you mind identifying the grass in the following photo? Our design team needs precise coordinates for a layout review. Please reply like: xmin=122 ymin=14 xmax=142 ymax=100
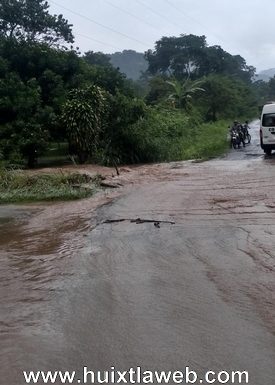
xmin=0 ymin=170 xmax=100 ymax=204
xmin=129 ymin=110 xmax=230 ymax=163
xmin=180 ymin=121 xmax=230 ymax=160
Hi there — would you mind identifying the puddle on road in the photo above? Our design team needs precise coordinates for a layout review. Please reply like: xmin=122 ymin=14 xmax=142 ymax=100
xmin=0 ymin=192 xmax=119 ymax=340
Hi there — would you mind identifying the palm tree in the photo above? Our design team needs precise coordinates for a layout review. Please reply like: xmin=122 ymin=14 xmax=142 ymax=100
xmin=166 ymin=77 xmax=205 ymax=109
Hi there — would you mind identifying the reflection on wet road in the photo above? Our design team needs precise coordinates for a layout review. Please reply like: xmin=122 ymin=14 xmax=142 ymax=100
xmin=1 ymin=121 xmax=275 ymax=385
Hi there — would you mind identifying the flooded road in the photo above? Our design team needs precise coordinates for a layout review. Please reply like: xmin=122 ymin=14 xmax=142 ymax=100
xmin=1 ymin=121 xmax=275 ymax=384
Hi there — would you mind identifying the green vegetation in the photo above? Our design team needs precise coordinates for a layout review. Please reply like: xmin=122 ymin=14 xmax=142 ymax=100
xmin=1 ymin=0 xmax=273 ymax=203
xmin=61 ymin=85 xmax=109 ymax=164
xmin=0 ymin=0 xmax=73 ymax=45
xmin=0 ymin=170 xmax=98 ymax=203
xmin=181 ymin=121 xmax=230 ymax=160
xmin=145 ymin=34 xmax=255 ymax=82
xmin=125 ymin=109 xmax=229 ymax=163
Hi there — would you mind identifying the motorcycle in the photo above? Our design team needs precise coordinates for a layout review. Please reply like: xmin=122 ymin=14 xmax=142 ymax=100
xmin=230 ymin=130 xmax=241 ymax=149
xmin=243 ymin=129 xmax=251 ymax=144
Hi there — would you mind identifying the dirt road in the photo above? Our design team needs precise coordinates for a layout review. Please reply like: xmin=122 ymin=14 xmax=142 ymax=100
xmin=1 ymin=121 xmax=275 ymax=384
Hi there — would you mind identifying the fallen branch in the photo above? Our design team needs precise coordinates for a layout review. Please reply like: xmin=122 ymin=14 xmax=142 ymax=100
xmin=103 ymin=219 xmax=127 ymax=223
xmin=131 ymin=218 xmax=175 ymax=224
xmin=100 ymin=181 xmax=122 ymax=188
xmin=103 ymin=218 xmax=175 ymax=225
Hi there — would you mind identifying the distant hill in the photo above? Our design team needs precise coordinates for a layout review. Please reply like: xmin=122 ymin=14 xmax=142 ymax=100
xmin=255 ymin=68 xmax=275 ymax=82
xmin=109 ymin=50 xmax=148 ymax=80
xmin=108 ymin=50 xmax=275 ymax=84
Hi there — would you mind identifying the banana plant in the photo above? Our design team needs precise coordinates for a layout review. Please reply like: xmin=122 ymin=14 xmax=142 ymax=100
xmin=61 ymin=85 xmax=109 ymax=163
xmin=166 ymin=77 xmax=205 ymax=109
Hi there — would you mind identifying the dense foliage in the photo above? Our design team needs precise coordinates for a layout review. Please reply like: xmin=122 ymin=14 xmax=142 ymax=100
xmin=145 ymin=34 xmax=256 ymax=82
xmin=0 ymin=1 xmax=271 ymax=172
xmin=0 ymin=0 xmax=73 ymax=46
xmin=61 ymin=85 xmax=109 ymax=163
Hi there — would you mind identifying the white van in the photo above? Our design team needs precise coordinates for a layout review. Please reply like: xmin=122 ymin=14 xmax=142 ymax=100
xmin=260 ymin=103 xmax=275 ymax=155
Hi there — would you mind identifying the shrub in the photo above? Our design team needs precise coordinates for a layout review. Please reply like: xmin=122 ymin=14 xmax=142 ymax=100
xmin=117 ymin=108 xmax=229 ymax=163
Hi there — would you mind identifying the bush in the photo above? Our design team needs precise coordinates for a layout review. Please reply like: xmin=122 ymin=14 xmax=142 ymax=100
xmin=117 ymin=108 xmax=229 ymax=163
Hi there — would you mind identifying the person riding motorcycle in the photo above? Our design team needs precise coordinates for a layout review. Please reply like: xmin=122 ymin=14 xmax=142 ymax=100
xmin=242 ymin=120 xmax=250 ymax=137
xmin=230 ymin=121 xmax=245 ymax=148
xmin=230 ymin=121 xmax=238 ymax=133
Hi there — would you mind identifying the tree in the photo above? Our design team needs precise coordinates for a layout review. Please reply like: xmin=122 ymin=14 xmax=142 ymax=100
xmin=0 ymin=37 xmax=83 ymax=159
xmin=199 ymin=75 xmax=237 ymax=121
xmin=0 ymin=0 xmax=74 ymax=46
xmin=166 ymin=77 xmax=205 ymax=110
xmin=194 ymin=74 xmax=257 ymax=121
xmin=84 ymin=51 xmax=112 ymax=67
xmin=101 ymin=92 xmax=146 ymax=165
xmin=145 ymin=75 xmax=171 ymax=105
xmin=145 ymin=34 xmax=255 ymax=83
xmin=0 ymin=74 xmax=49 ymax=167
xmin=83 ymin=63 xmax=131 ymax=96
xmin=198 ymin=46 xmax=256 ymax=82
xmin=267 ymin=76 xmax=275 ymax=101
xmin=145 ymin=34 xmax=207 ymax=79
xmin=61 ymin=85 xmax=109 ymax=164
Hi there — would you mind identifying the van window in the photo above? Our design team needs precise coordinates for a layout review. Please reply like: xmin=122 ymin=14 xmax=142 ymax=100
xmin=262 ymin=113 xmax=275 ymax=127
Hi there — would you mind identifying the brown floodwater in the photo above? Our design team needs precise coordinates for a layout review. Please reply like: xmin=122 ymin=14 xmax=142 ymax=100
xmin=1 ymin=121 xmax=275 ymax=385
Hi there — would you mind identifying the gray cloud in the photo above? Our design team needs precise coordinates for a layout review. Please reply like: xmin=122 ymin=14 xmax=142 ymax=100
xmin=49 ymin=0 xmax=275 ymax=71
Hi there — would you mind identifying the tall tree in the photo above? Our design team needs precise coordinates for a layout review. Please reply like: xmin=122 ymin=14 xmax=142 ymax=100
xmin=145 ymin=34 xmax=255 ymax=83
xmin=84 ymin=51 xmax=112 ymax=67
xmin=194 ymin=74 xmax=257 ymax=121
xmin=145 ymin=34 xmax=207 ymax=79
xmin=251 ymin=80 xmax=269 ymax=109
xmin=0 ymin=73 xmax=49 ymax=167
xmin=0 ymin=0 xmax=74 ymax=46
xmin=267 ymin=76 xmax=275 ymax=101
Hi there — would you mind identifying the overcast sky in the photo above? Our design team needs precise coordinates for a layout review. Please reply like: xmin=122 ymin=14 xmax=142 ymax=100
xmin=49 ymin=0 xmax=275 ymax=72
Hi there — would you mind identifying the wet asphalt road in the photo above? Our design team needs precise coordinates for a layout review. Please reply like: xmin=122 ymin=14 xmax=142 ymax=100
xmin=1 ymin=121 xmax=275 ymax=385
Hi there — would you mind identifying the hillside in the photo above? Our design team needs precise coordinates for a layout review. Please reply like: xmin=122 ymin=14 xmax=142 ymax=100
xmin=256 ymin=68 xmax=275 ymax=82
xmin=109 ymin=50 xmax=148 ymax=80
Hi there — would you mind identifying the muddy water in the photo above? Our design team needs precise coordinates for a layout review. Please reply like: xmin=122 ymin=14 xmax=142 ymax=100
xmin=1 ymin=121 xmax=275 ymax=385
